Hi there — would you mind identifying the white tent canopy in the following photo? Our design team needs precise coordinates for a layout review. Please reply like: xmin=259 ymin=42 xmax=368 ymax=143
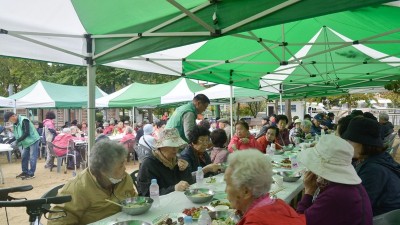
xmin=0 ymin=96 xmax=15 ymax=108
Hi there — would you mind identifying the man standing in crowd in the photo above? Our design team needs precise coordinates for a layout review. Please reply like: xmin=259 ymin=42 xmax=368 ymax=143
xmin=379 ymin=112 xmax=394 ymax=140
xmin=4 ymin=112 xmax=40 ymax=180
xmin=166 ymin=94 xmax=210 ymax=142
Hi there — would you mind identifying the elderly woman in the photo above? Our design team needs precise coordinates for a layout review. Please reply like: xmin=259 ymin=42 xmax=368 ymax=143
xmin=256 ymin=126 xmax=281 ymax=153
xmin=299 ymin=119 xmax=313 ymax=141
xmin=48 ymin=141 xmax=136 ymax=225
xmin=120 ymin=126 xmax=135 ymax=144
xmin=296 ymin=135 xmax=372 ymax=225
xmin=275 ymin=115 xmax=290 ymax=146
xmin=181 ymin=126 xmax=221 ymax=177
xmin=225 ymin=150 xmax=305 ymax=225
xmin=137 ymin=128 xmax=192 ymax=196
xmin=43 ymin=111 xmax=58 ymax=168
xmin=209 ymin=128 xmax=229 ymax=164
xmin=343 ymin=117 xmax=400 ymax=216
xmin=228 ymin=121 xmax=262 ymax=153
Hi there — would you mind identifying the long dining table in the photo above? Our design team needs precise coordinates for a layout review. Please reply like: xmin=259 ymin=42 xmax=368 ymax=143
xmin=90 ymin=155 xmax=305 ymax=225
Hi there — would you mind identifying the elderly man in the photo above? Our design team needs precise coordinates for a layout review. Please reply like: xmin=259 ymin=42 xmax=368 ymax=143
xmin=4 ymin=112 xmax=40 ymax=180
xmin=225 ymin=150 xmax=305 ymax=224
xmin=378 ymin=112 xmax=394 ymax=140
xmin=311 ymin=114 xmax=327 ymax=136
xmin=166 ymin=94 xmax=210 ymax=142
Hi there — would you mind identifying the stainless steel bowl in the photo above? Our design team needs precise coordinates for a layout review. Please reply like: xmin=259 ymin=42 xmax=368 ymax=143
xmin=120 ymin=197 xmax=153 ymax=215
xmin=184 ymin=188 xmax=215 ymax=203
xmin=112 ymin=220 xmax=151 ymax=225
xmin=277 ymin=171 xmax=301 ymax=182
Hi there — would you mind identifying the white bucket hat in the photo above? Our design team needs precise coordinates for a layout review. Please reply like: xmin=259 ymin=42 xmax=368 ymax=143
xmin=298 ymin=135 xmax=361 ymax=185
xmin=154 ymin=128 xmax=187 ymax=149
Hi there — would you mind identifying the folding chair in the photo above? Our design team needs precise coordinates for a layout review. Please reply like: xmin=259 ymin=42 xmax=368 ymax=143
xmin=47 ymin=142 xmax=77 ymax=175
xmin=46 ymin=142 xmax=67 ymax=174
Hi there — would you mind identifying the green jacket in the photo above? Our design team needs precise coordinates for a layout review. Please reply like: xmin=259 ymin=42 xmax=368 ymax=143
xmin=165 ymin=102 xmax=196 ymax=142
xmin=13 ymin=115 xmax=40 ymax=148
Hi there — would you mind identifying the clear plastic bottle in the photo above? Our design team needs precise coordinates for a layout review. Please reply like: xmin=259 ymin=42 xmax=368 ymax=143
xmin=266 ymin=145 xmax=273 ymax=157
xmin=184 ymin=216 xmax=193 ymax=224
xmin=321 ymin=129 xmax=325 ymax=136
xmin=270 ymin=143 xmax=276 ymax=155
xmin=197 ymin=209 xmax=212 ymax=225
xmin=290 ymin=154 xmax=299 ymax=169
xmin=196 ymin=166 xmax=204 ymax=187
xmin=149 ymin=179 xmax=160 ymax=207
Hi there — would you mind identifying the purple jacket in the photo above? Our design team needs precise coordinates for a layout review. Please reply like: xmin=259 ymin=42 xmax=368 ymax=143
xmin=297 ymin=182 xmax=372 ymax=225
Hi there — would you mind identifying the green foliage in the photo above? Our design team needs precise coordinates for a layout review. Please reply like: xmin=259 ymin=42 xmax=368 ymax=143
xmin=384 ymin=80 xmax=400 ymax=94
xmin=0 ymin=58 xmax=178 ymax=97
xmin=95 ymin=112 xmax=103 ymax=122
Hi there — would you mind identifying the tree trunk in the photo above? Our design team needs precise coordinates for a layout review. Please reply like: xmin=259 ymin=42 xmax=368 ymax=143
xmin=274 ymin=100 xmax=279 ymax=115
xmin=236 ymin=103 xmax=240 ymax=123
xmin=285 ymin=99 xmax=292 ymax=123
xmin=148 ymin=109 xmax=153 ymax=123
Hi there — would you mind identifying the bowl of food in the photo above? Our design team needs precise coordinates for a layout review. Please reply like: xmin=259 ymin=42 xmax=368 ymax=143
xmin=120 ymin=196 xmax=153 ymax=215
xmin=112 ymin=220 xmax=151 ymax=225
xmin=277 ymin=171 xmax=302 ymax=182
xmin=184 ymin=188 xmax=215 ymax=203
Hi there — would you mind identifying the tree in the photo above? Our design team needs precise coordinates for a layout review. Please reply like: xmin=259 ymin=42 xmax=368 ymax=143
xmin=380 ymin=92 xmax=400 ymax=108
xmin=0 ymin=58 xmax=51 ymax=95
xmin=248 ymin=101 xmax=263 ymax=118
xmin=384 ymin=80 xmax=400 ymax=94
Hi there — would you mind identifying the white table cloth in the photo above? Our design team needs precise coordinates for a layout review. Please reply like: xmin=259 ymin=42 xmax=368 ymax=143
xmin=0 ymin=143 xmax=13 ymax=184
xmin=91 ymin=171 xmax=304 ymax=225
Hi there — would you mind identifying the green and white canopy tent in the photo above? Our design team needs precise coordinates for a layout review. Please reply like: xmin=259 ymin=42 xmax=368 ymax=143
xmin=195 ymin=84 xmax=273 ymax=103
xmin=1 ymin=0 xmax=392 ymax=149
xmin=0 ymin=96 xmax=16 ymax=108
xmin=9 ymin=80 xmax=107 ymax=108
xmin=118 ymin=2 xmax=400 ymax=98
xmin=96 ymin=78 xmax=204 ymax=108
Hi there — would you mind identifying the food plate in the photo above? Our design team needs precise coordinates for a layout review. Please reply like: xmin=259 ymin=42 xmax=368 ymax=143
xmin=152 ymin=213 xmax=186 ymax=225
xmin=182 ymin=206 xmax=210 ymax=219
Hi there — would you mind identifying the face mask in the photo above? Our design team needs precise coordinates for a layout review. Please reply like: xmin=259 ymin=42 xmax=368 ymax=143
xmin=108 ymin=177 xmax=122 ymax=184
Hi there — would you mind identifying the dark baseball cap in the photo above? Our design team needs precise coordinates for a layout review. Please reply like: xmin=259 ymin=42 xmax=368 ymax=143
xmin=314 ymin=114 xmax=323 ymax=121
xmin=4 ymin=112 xmax=15 ymax=122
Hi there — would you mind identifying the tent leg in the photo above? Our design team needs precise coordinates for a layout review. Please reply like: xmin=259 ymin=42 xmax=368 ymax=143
xmin=280 ymin=93 xmax=283 ymax=114
xmin=230 ymin=85 xmax=233 ymax=138
xmin=87 ymin=65 xmax=96 ymax=162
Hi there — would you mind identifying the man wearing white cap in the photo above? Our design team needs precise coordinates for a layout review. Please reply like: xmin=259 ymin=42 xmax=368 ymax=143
xmin=296 ymin=135 xmax=372 ymax=225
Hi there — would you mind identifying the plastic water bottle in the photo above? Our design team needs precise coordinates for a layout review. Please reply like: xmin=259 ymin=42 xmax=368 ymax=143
xmin=321 ymin=129 xmax=325 ymax=136
xmin=149 ymin=179 xmax=160 ymax=207
xmin=266 ymin=145 xmax=273 ymax=157
xmin=290 ymin=154 xmax=299 ymax=169
xmin=196 ymin=166 xmax=204 ymax=187
xmin=270 ymin=143 xmax=276 ymax=154
xmin=198 ymin=209 xmax=212 ymax=225
xmin=184 ymin=216 xmax=193 ymax=224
